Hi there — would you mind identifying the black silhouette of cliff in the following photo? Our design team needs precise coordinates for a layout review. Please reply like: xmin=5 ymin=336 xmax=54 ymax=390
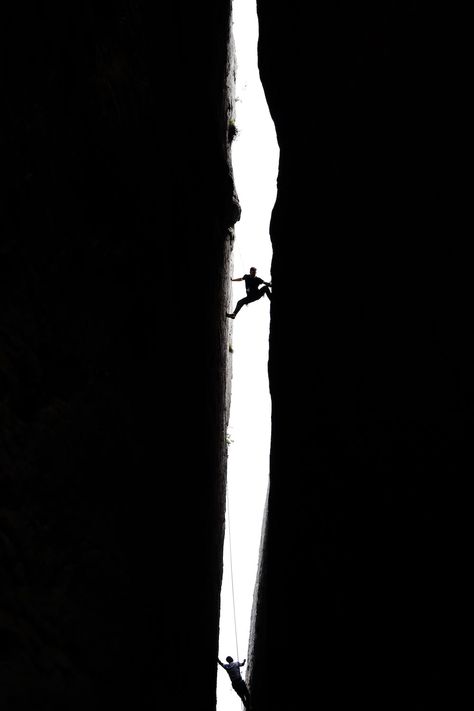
xmin=1 ymin=2 xmax=466 ymax=710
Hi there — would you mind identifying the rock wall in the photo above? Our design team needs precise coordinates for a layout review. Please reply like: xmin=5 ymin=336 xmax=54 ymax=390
xmin=249 ymin=2 xmax=467 ymax=709
xmin=1 ymin=3 xmax=466 ymax=710
xmin=1 ymin=2 xmax=238 ymax=709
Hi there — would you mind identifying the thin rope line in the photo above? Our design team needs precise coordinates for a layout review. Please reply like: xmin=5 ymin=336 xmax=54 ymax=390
xmin=226 ymin=486 xmax=240 ymax=662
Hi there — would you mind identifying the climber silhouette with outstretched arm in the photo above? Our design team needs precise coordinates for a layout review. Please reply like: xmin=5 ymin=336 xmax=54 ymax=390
xmin=226 ymin=266 xmax=271 ymax=319
xmin=218 ymin=656 xmax=251 ymax=709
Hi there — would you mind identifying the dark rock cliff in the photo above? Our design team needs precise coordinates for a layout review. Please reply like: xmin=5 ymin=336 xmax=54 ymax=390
xmin=1 ymin=2 xmax=237 ymax=709
xmin=1 ymin=2 xmax=467 ymax=710
xmin=249 ymin=2 xmax=467 ymax=709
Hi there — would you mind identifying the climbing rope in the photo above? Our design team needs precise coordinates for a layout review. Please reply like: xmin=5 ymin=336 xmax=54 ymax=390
xmin=226 ymin=485 xmax=240 ymax=662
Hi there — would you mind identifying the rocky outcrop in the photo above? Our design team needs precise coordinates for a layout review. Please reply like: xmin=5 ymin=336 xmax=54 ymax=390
xmin=1 ymin=2 xmax=237 ymax=709
xmin=249 ymin=2 xmax=467 ymax=709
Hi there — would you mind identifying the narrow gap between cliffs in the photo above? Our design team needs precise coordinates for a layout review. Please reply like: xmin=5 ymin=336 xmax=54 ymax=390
xmin=218 ymin=1 xmax=278 ymax=709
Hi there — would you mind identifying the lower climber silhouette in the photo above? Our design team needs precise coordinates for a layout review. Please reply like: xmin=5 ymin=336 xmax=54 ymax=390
xmin=226 ymin=266 xmax=271 ymax=319
xmin=218 ymin=656 xmax=251 ymax=709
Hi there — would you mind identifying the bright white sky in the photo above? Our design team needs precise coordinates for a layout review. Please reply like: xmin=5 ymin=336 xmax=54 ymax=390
xmin=217 ymin=1 xmax=278 ymax=709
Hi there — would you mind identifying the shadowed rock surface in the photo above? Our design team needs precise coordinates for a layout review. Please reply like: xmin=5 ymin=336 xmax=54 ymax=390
xmin=1 ymin=2 xmax=237 ymax=709
xmin=1 ymin=2 xmax=467 ymax=710
xmin=248 ymin=2 xmax=467 ymax=709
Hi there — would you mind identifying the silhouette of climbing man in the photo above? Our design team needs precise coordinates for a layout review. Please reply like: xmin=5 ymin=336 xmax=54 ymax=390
xmin=226 ymin=266 xmax=271 ymax=319
xmin=218 ymin=656 xmax=251 ymax=709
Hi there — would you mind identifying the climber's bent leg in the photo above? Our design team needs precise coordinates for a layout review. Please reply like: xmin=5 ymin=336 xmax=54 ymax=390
xmin=233 ymin=296 xmax=250 ymax=316
xmin=232 ymin=680 xmax=251 ymax=709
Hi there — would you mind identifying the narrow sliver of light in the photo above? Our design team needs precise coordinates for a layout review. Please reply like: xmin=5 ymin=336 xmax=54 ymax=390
xmin=217 ymin=1 xmax=279 ymax=709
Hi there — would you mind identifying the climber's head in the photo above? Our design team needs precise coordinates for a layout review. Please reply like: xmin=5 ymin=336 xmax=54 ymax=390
xmin=250 ymin=267 xmax=256 ymax=276
xmin=226 ymin=656 xmax=234 ymax=663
